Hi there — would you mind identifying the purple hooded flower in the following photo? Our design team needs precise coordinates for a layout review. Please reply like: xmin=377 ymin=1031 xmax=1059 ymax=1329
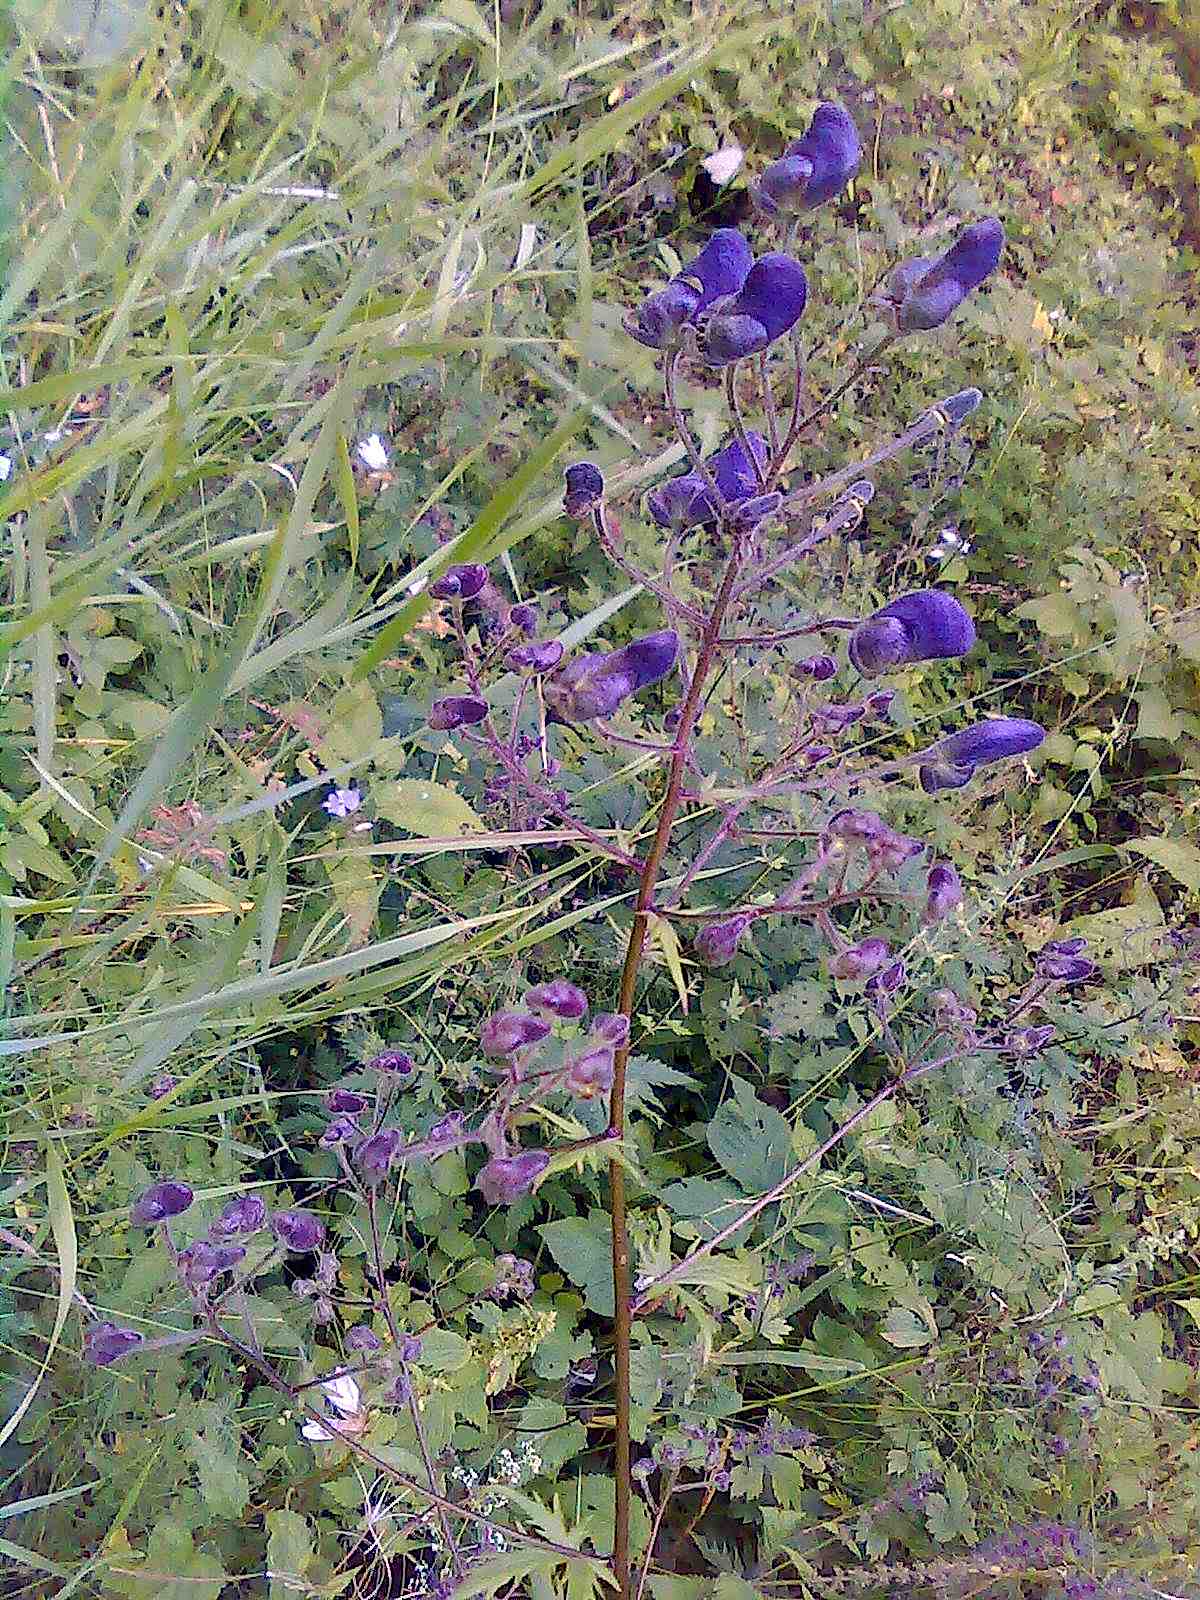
xmin=130 ymin=1180 xmax=194 ymax=1228
xmin=428 ymin=694 xmax=489 ymax=732
xmin=647 ymin=434 xmax=768 ymax=532
xmin=930 ymin=387 xmax=984 ymax=427
xmin=346 ymin=1324 xmax=382 ymax=1351
xmin=475 ymin=1149 xmax=551 ymax=1206
xmin=213 ymin=1193 xmax=267 ymax=1236
xmin=423 ymin=1113 xmax=465 ymax=1154
xmin=626 ymin=228 xmax=754 ymax=349
xmin=505 ymin=638 xmax=564 ymax=673
xmin=923 ymin=864 xmax=963 ymax=924
xmin=179 ymin=1240 xmax=245 ymax=1288
xmin=321 ymin=1115 xmax=361 ymax=1148
xmin=508 ymin=602 xmax=539 ymax=635
xmin=526 ymin=980 xmax=589 ymax=1020
xmin=370 ymin=1049 xmax=415 ymax=1077
xmin=328 ymin=1088 xmax=369 ymax=1115
xmin=273 ymin=1209 xmax=326 ymax=1252
xmin=849 ymin=591 xmax=976 ymax=676
xmin=544 ymin=630 xmax=679 ymax=724
xmin=703 ymin=255 xmax=809 ymax=365
xmin=565 ymin=1046 xmax=615 ymax=1099
xmin=480 ymin=1009 xmax=553 ymax=1058
xmin=695 ymin=914 xmax=753 ymax=967
xmin=85 ymin=1322 xmax=145 ymax=1366
xmin=892 ymin=219 xmax=1005 ymax=332
xmin=825 ymin=808 xmax=891 ymax=847
xmin=563 ymin=462 xmax=605 ymax=517
xmin=591 ymin=1012 xmax=630 ymax=1047
xmin=829 ymin=937 xmax=891 ymax=981
xmin=752 ymin=103 xmax=861 ymax=216
xmin=429 ymin=563 xmax=489 ymax=601
xmin=1037 ymin=941 xmax=1097 ymax=983
xmin=794 ymin=654 xmax=837 ymax=681
xmin=355 ymin=1128 xmax=404 ymax=1184
xmin=865 ymin=959 xmax=906 ymax=1005
xmin=918 ymin=717 xmax=1046 ymax=793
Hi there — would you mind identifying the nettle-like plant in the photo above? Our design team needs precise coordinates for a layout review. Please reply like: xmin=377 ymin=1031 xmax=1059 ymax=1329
xmin=82 ymin=105 xmax=1134 ymax=1598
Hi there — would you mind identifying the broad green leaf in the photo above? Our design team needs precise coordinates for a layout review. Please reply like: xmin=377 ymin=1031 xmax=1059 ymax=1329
xmin=880 ymin=1306 xmax=937 ymax=1349
xmin=1126 ymin=836 xmax=1200 ymax=893
xmin=375 ymin=779 xmax=485 ymax=836
xmin=266 ymin=1510 xmax=315 ymax=1600
xmin=539 ymin=1215 xmax=614 ymax=1316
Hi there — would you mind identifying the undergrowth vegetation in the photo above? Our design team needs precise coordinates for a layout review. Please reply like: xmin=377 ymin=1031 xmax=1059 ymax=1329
xmin=2 ymin=1 xmax=1200 ymax=1597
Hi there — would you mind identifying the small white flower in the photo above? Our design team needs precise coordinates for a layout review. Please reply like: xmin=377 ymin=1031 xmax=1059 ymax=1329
xmin=301 ymin=1373 xmax=365 ymax=1441
xmin=701 ymin=144 xmax=744 ymax=186
xmin=0 ymin=455 xmax=12 ymax=482
xmin=356 ymin=434 xmax=389 ymax=472
xmin=43 ymin=428 xmax=65 ymax=445
xmin=323 ymin=785 xmax=363 ymax=819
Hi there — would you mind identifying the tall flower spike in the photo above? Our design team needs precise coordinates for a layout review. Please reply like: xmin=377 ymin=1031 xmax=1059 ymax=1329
xmin=648 ymin=433 xmax=769 ymax=532
xmin=544 ymin=630 xmax=678 ymax=724
xmin=849 ymin=591 xmax=976 ymax=676
xmin=752 ymin=103 xmax=861 ymax=216
xmin=918 ymin=717 xmax=1046 ymax=793
xmin=703 ymin=255 xmax=809 ymax=366
xmin=626 ymin=229 xmax=753 ymax=349
xmin=892 ymin=219 xmax=1005 ymax=332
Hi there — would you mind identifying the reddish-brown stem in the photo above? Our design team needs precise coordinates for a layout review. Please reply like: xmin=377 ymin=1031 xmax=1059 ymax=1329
xmin=607 ymin=543 xmax=744 ymax=1598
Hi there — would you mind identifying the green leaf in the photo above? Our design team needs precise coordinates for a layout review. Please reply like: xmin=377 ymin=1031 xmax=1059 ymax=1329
xmin=924 ymin=1465 xmax=976 ymax=1545
xmin=707 ymin=1077 xmax=792 ymax=1193
xmin=417 ymin=1329 xmax=471 ymax=1372
xmin=1066 ymin=875 xmax=1166 ymax=968
xmin=375 ymin=779 xmax=485 ymax=837
xmin=0 ymin=1142 xmax=75 ymax=1449
xmin=266 ymin=1510 xmax=315 ymax=1600
xmin=188 ymin=1405 xmax=250 ymax=1519
xmin=539 ymin=1215 xmax=614 ymax=1316
xmin=1126 ymin=836 xmax=1200 ymax=893
xmin=880 ymin=1306 xmax=937 ymax=1349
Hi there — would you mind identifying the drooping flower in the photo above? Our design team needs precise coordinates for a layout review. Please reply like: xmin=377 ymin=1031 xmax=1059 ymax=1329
xmin=508 ymin=602 xmax=539 ymax=634
xmin=695 ymin=914 xmax=754 ymax=967
xmin=323 ymin=786 xmax=363 ymax=819
xmin=1036 ymin=939 xmax=1097 ymax=983
xmin=321 ymin=1115 xmax=359 ymax=1147
xmin=85 ymin=1322 xmax=145 ymax=1366
xmin=626 ymin=228 xmax=754 ymax=350
xmin=525 ymin=980 xmax=589 ymax=1020
xmin=829 ymin=937 xmax=891 ymax=981
xmin=703 ymin=254 xmax=809 ymax=366
xmin=505 ymin=638 xmax=564 ymax=673
xmin=354 ymin=1129 xmax=404 ymax=1184
xmin=563 ymin=462 xmax=605 ymax=517
xmin=130 ymin=1180 xmax=194 ymax=1228
xmin=346 ymin=1324 xmax=382 ymax=1351
xmin=793 ymin=654 xmax=837 ymax=681
xmin=565 ymin=1045 xmax=615 ymax=1099
xmin=370 ymin=1049 xmax=415 ymax=1077
xmin=272 ymin=1209 xmax=326 ymax=1252
xmin=544 ymin=631 xmax=679 ymax=724
xmin=849 ymin=590 xmax=976 ymax=676
xmin=429 ymin=563 xmax=489 ymax=601
xmin=918 ymin=717 xmax=1046 ymax=793
xmin=328 ymin=1088 xmax=369 ymax=1114
xmin=480 ymin=1009 xmax=553 ymax=1058
xmin=923 ymin=864 xmax=963 ymax=924
xmin=428 ymin=694 xmax=489 ymax=731
xmin=889 ymin=219 xmax=1005 ymax=332
xmin=752 ymin=103 xmax=861 ymax=217
xmin=179 ymin=1240 xmax=245 ymax=1289
xmin=591 ymin=1012 xmax=630 ymax=1047
xmin=213 ymin=1193 xmax=267 ymax=1235
xmin=301 ymin=1374 xmax=368 ymax=1441
xmin=475 ymin=1149 xmax=551 ymax=1206
xmin=647 ymin=433 xmax=768 ymax=532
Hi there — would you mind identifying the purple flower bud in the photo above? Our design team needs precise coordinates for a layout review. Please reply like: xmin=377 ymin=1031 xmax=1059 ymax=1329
xmin=825 ymin=808 xmax=890 ymax=845
xmin=1037 ymin=949 xmax=1097 ymax=983
xmin=525 ymin=980 xmax=589 ymax=1020
xmin=919 ymin=717 xmax=1046 ymax=793
xmin=346 ymin=1324 xmax=381 ymax=1351
xmin=895 ymin=219 xmax=1005 ymax=332
xmin=704 ymin=255 xmax=808 ymax=365
xmin=849 ymin=591 xmax=976 ymax=676
xmin=475 ymin=1149 xmax=551 ymax=1206
xmin=695 ymin=914 xmax=753 ymax=967
xmin=591 ymin=1012 xmax=631 ymax=1047
xmin=428 ymin=694 xmax=489 ymax=732
xmin=321 ymin=1116 xmax=360 ymax=1147
xmin=627 ymin=229 xmax=754 ymax=349
xmin=932 ymin=387 xmax=983 ymax=426
xmin=864 ymin=690 xmax=895 ymax=719
xmin=647 ymin=434 xmax=768 ymax=532
xmin=429 ymin=563 xmax=488 ymax=601
xmin=355 ymin=1128 xmax=403 ymax=1184
xmin=794 ymin=654 xmax=837 ymax=681
xmin=923 ymin=864 xmax=963 ymax=924
xmin=480 ymin=1009 xmax=553 ymax=1057
xmin=370 ymin=1050 xmax=416 ymax=1077
xmin=179 ymin=1240 xmax=244 ymax=1288
xmin=1043 ymin=935 xmax=1088 ymax=957
xmin=866 ymin=960 xmax=906 ymax=1002
xmin=328 ymin=1088 xmax=369 ymax=1114
xmin=398 ymin=1332 xmax=423 ymax=1362
xmin=213 ymin=1193 xmax=267 ymax=1235
xmin=130 ymin=1180 xmax=194 ymax=1228
xmin=753 ymin=103 xmax=861 ymax=215
xmin=563 ymin=462 xmax=605 ymax=517
xmin=711 ymin=1468 xmax=732 ymax=1491
xmin=273 ymin=1209 xmax=326 ymax=1252
xmin=565 ymin=1046 xmax=615 ymax=1099
xmin=545 ymin=631 xmax=678 ymax=724
xmin=814 ymin=701 xmax=866 ymax=732
xmin=631 ymin=1456 xmax=655 ymax=1480
xmin=508 ymin=602 xmax=539 ymax=635
xmin=829 ymin=937 xmax=891 ymax=981
xmin=424 ymin=1113 xmax=465 ymax=1154
xmin=85 ymin=1322 xmax=145 ymax=1366
xmin=506 ymin=638 xmax=564 ymax=673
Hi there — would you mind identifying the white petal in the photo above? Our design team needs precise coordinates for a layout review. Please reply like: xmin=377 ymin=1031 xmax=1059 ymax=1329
xmin=0 ymin=455 xmax=12 ymax=482
xmin=322 ymin=1374 xmax=361 ymax=1414
xmin=301 ymin=1420 xmax=333 ymax=1440
xmin=356 ymin=435 xmax=389 ymax=471
xmin=702 ymin=145 xmax=744 ymax=186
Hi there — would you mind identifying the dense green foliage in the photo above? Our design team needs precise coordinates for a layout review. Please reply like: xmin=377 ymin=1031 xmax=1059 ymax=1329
xmin=2 ymin=1 xmax=1200 ymax=1597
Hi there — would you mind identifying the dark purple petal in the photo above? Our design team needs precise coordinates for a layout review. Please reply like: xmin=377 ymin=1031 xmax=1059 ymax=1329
xmin=370 ymin=1050 xmax=415 ymax=1077
xmin=525 ymin=980 xmax=589 ymax=1020
xmin=321 ymin=1115 xmax=361 ymax=1147
xmin=865 ymin=959 xmax=906 ymax=1000
xmin=544 ymin=632 xmax=678 ymax=724
xmin=213 ymin=1193 xmax=267 ymax=1235
xmin=896 ymin=220 xmax=1004 ymax=331
xmin=930 ymin=718 xmax=1046 ymax=772
xmin=428 ymin=694 xmax=489 ymax=731
xmin=695 ymin=914 xmax=753 ymax=967
xmin=591 ymin=1012 xmax=630 ymax=1047
xmin=628 ymin=280 xmax=702 ymax=349
xmin=627 ymin=230 xmax=753 ymax=349
xmin=703 ymin=312 xmax=772 ymax=365
xmin=429 ymin=563 xmax=489 ymax=601
xmin=829 ymin=937 xmax=891 ymax=981
xmin=924 ymin=864 xmax=963 ymax=924
xmin=85 ymin=1322 xmax=144 ymax=1366
xmin=783 ymin=103 xmax=861 ymax=209
xmin=704 ymin=255 xmax=808 ymax=366
xmin=1037 ymin=951 xmax=1097 ymax=983
xmin=505 ymin=638 xmax=564 ymax=673
xmin=897 ymin=277 xmax=967 ymax=332
xmin=130 ymin=1181 xmax=194 ymax=1228
xmin=508 ymin=602 xmax=539 ymax=635
xmin=328 ymin=1088 xmax=369 ymax=1114
xmin=929 ymin=217 xmax=1005 ymax=293
xmin=346 ymin=1325 xmax=382 ymax=1351
xmin=475 ymin=1149 xmax=551 ymax=1206
xmin=824 ymin=808 xmax=890 ymax=846
xmin=850 ymin=590 xmax=976 ymax=676
xmin=933 ymin=387 xmax=983 ymax=426
xmin=563 ymin=462 xmax=605 ymax=517
xmin=752 ymin=152 xmax=813 ymax=217
xmin=647 ymin=434 xmax=767 ymax=531
xmin=619 ymin=630 xmax=680 ymax=690
xmin=684 ymin=228 xmax=755 ymax=307
xmin=794 ymin=654 xmax=837 ymax=681
xmin=480 ymin=1009 xmax=553 ymax=1057
xmin=272 ymin=1209 xmax=325 ymax=1252
xmin=711 ymin=433 xmax=768 ymax=502
xmin=355 ymin=1128 xmax=403 ymax=1184
xmin=565 ymin=1046 xmax=615 ymax=1099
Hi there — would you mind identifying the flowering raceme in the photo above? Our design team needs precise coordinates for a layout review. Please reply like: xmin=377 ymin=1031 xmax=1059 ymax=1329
xmin=626 ymin=228 xmax=753 ymax=350
xmin=751 ymin=102 xmax=862 ymax=216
